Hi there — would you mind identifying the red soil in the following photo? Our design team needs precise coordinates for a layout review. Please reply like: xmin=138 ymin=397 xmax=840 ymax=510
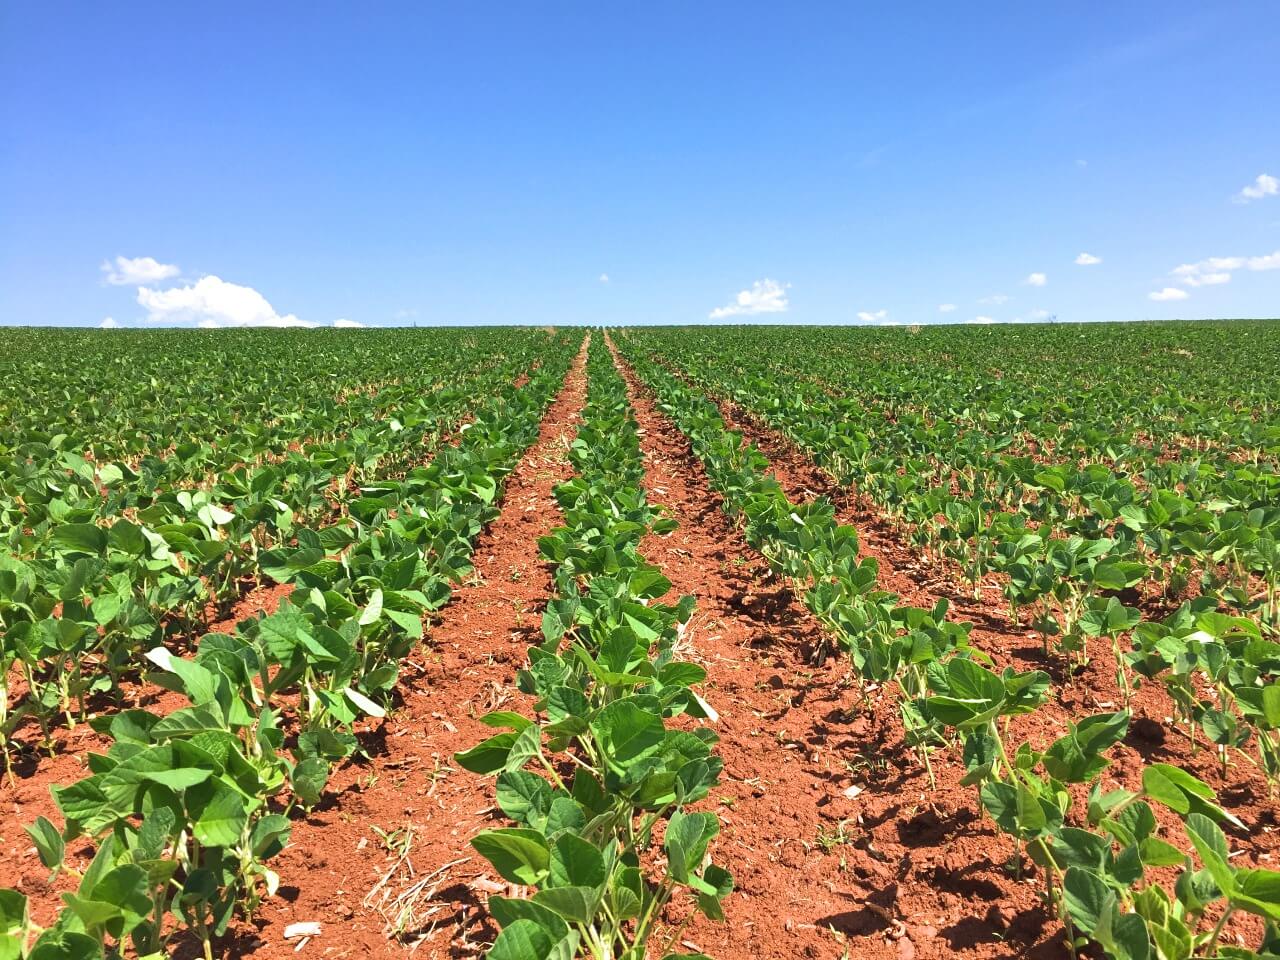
xmin=224 ymin=343 xmax=589 ymax=959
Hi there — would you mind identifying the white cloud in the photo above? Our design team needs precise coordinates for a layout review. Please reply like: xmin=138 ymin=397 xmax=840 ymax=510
xmin=99 ymin=316 xmax=119 ymax=329
xmin=1181 ymin=272 xmax=1231 ymax=287
xmin=599 ymin=273 xmax=610 ymax=284
xmin=1173 ymin=256 xmax=1244 ymax=275
xmin=1075 ymin=252 xmax=1102 ymax=265
xmin=1148 ymin=287 xmax=1189 ymax=302
xmin=938 ymin=303 xmax=957 ymax=313
xmin=1169 ymin=249 xmax=1280 ymax=288
xmin=1025 ymin=272 xmax=1047 ymax=287
xmin=1028 ymin=309 xmax=1052 ymax=320
xmin=333 ymin=318 xmax=365 ymax=328
xmin=709 ymin=278 xmax=790 ymax=319
xmin=137 ymin=275 xmax=317 ymax=328
xmin=978 ymin=293 xmax=1010 ymax=305
xmin=1235 ymin=173 xmax=1278 ymax=203
xmin=968 ymin=315 xmax=997 ymax=324
xmin=857 ymin=309 xmax=888 ymax=323
xmin=101 ymin=255 xmax=180 ymax=286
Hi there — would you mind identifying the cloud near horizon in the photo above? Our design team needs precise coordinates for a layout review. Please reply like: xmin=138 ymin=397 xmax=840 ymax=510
xmin=136 ymin=275 xmax=317 ymax=328
xmin=709 ymin=278 xmax=790 ymax=319
xmin=100 ymin=255 xmax=356 ymax=328
xmin=1160 ymin=249 xmax=1280 ymax=297
xmin=1075 ymin=252 xmax=1102 ymax=265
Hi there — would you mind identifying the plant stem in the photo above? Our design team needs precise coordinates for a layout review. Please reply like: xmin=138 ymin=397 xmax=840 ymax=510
xmin=1204 ymin=906 xmax=1234 ymax=957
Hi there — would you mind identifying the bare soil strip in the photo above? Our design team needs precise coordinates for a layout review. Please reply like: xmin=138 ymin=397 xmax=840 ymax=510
xmin=230 ymin=345 xmax=590 ymax=960
xmin=612 ymin=348 xmax=916 ymax=960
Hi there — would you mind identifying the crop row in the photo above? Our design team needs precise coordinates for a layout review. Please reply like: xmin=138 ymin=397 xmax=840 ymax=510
xmin=1 ymin=331 xmax=564 ymax=769
xmin=455 ymin=337 xmax=730 ymax=960
xmin=0 ymin=328 xmax=541 ymax=473
xmin=0 ymin=337 xmax=577 ymax=960
xmin=623 ymin=327 xmax=1280 ymax=790
xmin=615 ymin=334 xmax=1280 ymax=960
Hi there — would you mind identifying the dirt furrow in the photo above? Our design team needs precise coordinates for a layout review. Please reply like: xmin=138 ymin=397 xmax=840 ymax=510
xmin=611 ymin=347 xmax=940 ymax=960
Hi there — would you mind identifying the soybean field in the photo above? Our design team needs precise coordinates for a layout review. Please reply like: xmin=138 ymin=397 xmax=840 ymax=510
xmin=3 ymin=320 xmax=1280 ymax=960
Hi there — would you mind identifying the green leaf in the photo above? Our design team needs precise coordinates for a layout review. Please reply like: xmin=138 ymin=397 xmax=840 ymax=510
xmin=503 ymin=725 xmax=543 ymax=774
xmin=53 ymin=777 xmax=111 ymax=833
xmin=259 ymin=547 xmax=326 ymax=583
xmin=256 ymin=605 xmax=313 ymax=660
xmin=480 ymin=711 xmax=535 ymax=733
xmin=358 ymin=588 xmax=383 ymax=626
xmin=143 ymin=647 xmax=220 ymax=706
xmin=1141 ymin=765 xmax=1189 ymax=813
xmin=594 ymin=700 xmax=665 ymax=775
xmin=251 ymin=814 xmax=292 ymax=859
xmin=1063 ymin=867 xmax=1109 ymax=934
xmin=695 ymin=862 xmax=733 ymax=921
xmin=90 ymin=593 xmax=123 ymax=627
xmin=496 ymin=771 xmax=556 ymax=827
xmin=665 ymin=810 xmax=719 ymax=884
xmin=533 ymin=885 xmax=599 ymax=925
xmin=488 ymin=918 xmax=577 ymax=960
xmin=343 ymin=686 xmax=386 ymax=719
xmin=1234 ymin=869 xmax=1280 ymax=921
xmin=291 ymin=757 xmax=330 ymax=808
xmin=488 ymin=896 xmax=570 ymax=940
xmin=544 ymin=797 xmax=586 ymax=837
xmin=24 ymin=817 xmax=65 ymax=872
xmin=455 ymin=733 xmax=519 ymax=775
xmin=1109 ymin=911 xmax=1153 ymax=960
xmin=192 ymin=783 xmax=247 ymax=847
xmin=1144 ymin=764 xmax=1240 ymax=826
xmin=1185 ymin=812 xmax=1234 ymax=899
xmin=138 ymin=768 xmax=214 ymax=791
xmin=926 ymin=658 xmax=1004 ymax=728
xmin=107 ymin=520 xmax=146 ymax=556
xmin=471 ymin=829 xmax=550 ymax=886
xmin=51 ymin=524 xmax=107 ymax=556
xmin=549 ymin=833 xmax=605 ymax=890
xmin=0 ymin=888 xmax=28 ymax=939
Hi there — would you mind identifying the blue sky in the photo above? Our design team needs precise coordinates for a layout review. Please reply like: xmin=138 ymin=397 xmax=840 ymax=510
xmin=1 ymin=2 xmax=1277 ymax=328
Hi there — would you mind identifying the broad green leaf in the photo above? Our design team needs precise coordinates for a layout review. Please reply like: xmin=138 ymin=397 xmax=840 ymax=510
xmin=471 ymin=829 xmax=550 ymax=886
xmin=192 ymin=783 xmax=247 ymax=847
xmin=455 ymin=733 xmax=519 ymax=775
xmin=594 ymin=700 xmax=664 ymax=775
